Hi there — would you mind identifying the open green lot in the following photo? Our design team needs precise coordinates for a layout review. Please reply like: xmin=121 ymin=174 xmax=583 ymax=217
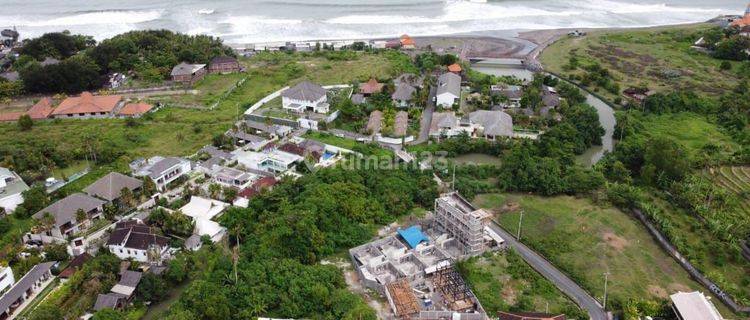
xmin=472 ymin=193 xmax=731 ymax=315
xmin=541 ymin=24 xmax=742 ymax=101
xmin=636 ymin=112 xmax=739 ymax=158
xmin=458 ymin=250 xmax=585 ymax=318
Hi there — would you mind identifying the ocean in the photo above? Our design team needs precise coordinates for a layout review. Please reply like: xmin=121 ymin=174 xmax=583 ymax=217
xmin=0 ymin=0 xmax=746 ymax=44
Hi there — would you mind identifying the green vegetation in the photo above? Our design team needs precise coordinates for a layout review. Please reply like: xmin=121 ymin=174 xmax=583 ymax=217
xmin=458 ymin=250 xmax=585 ymax=318
xmin=303 ymin=131 xmax=393 ymax=157
xmin=636 ymin=112 xmax=738 ymax=158
xmin=541 ymin=24 xmax=744 ymax=102
xmin=702 ymin=166 xmax=750 ymax=215
xmin=474 ymin=193 xmax=726 ymax=315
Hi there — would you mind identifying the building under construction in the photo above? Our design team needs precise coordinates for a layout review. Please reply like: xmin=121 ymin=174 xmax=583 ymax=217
xmin=433 ymin=192 xmax=494 ymax=256
xmin=349 ymin=192 xmax=504 ymax=319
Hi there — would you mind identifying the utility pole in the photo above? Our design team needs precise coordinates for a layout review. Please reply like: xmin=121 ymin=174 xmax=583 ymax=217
xmin=516 ymin=210 xmax=524 ymax=240
xmin=603 ymin=272 xmax=610 ymax=310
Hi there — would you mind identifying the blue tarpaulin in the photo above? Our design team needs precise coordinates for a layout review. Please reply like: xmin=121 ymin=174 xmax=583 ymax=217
xmin=397 ymin=226 xmax=429 ymax=249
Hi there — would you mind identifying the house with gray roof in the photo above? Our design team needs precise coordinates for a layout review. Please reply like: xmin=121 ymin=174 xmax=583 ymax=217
xmin=367 ymin=110 xmax=383 ymax=134
xmin=0 ymin=261 xmax=56 ymax=319
xmin=245 ymin=120 xmax=293 ymax=138
xmin=429 ymin=112 xmax=461 ymax=137
xmin=32 ymin=193 xmax=106 ymax=240
xmin=83 ymin=172 xmax=143 ymax=203
xmin=394 ymin=111 xmax=409 ymax=137
xmin=171 ymin=62 xmax=207 ymax=85
xmin=131 ymin=156 xmax=192 ymax=191
xmin=436 ymin=73 xmax=461 ymax=107
xmin=226 ymin=130 xmax=271 ymax=151
xmin=281 ymin=81 xmax=329 ymax=113
xmin=469 ymin=110 xmax=513 ymax=140
xmin=392 ymin=83 xmax=416 ymax=108
xmin=0 ymin=167 xmax=29 ymax=215
xmin=107 ymin=221 xmax=170 ymax=263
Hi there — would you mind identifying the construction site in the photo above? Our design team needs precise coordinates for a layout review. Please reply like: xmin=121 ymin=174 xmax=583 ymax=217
xmin=349 ymin=192 xmax=505 ymax=319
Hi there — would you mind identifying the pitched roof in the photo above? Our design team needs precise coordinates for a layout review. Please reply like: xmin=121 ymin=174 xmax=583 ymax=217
xmin=351 ymin=93 xmax=365 ymax=105
xmin=0 ymin=262 xmax=56 ymax=312
xmin=210 ymin=56 xmax=238 ymax=65
xmin=430 ymin=112 xmax=458 ymax=134
xmin=447 ymin=63 xmax=462 ymax=72
xmin=542 ymin=94 xmax=560 ymax=107
xmin=33 ymin=193 xmax=106 ymax=227
xmin=238 ymin=176 xmax=277 ymax=198
xmin=107 ymin=221 xmax=168 ymax=250
xmin=392 ymin=83 xmax=416 ymax=101
xmin=147 ymin=157 xmax=184 ymax=179
xmin=171 ymin=62 xmax=206 ymax=76
xmin=400 ymin=34 xmax=415 ymax=46
xmin=437 ymin=73 xmax=461 ymax=97
xmin=367 ymin=110 xmax=383 ymax=133
xmin=359 ymin=78 xmax=384 ymax=94
xmin=59 ymin=253 xmax=92 ymax=278
xmin=281 ymin=81 xmax=326 ymax=102
xmin=27 ymin=97 xmax=55 ymax=119
xmin=94 ymin=293 xmax=126 ymax=311
xmin=84 ymin=172 xmax=143 ymax=202
xmin=52 ymin=92 xmax=122 ymax=115
xmin=470 ymin=110 xmax=513 ymax=137
xmin=0 ymin=112 xmax=23 ymax=122
xmin=118 ymin=102 xmax=153 ymax=116
xmin=118 ymin=270 xmax=142 ymax=288
xmin=394 ymin=111 xmax=408 ymax=137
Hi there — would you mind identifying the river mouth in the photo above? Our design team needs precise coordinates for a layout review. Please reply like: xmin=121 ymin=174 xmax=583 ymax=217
xmin=471 ymin=64 xmax=616 ymax=167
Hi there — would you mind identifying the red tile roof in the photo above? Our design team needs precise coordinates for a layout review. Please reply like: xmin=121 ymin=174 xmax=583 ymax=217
xmin=118 ymin=102 xmax=153 ymax=116
xmin=27 ymin=97 xmax=55 ymax=119
xmin=0 ymin=112 xmax=23 ymax=122
xmin=448 ymin=63 xmax=462 ymax=73
xmin=52 ymin=92 xmax=122 ymax=116
xmin=238 ymin=177 xmax=277 ymax=198
xmin=400 ymin=34 xmax=415 ymax=46
xmin=360 ymin=78 xmax=384 ymax=94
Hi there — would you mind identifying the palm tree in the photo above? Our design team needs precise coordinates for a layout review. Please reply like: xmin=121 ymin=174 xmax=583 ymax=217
xmin=75 ymin=208 xmax=88 ymax=228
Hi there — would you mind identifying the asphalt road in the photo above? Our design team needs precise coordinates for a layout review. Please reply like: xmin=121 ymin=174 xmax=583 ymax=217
xmin=488 ymin=222 xmax=608 ymax=320
xmin=410 ymin=85 xmax=436 ymax=145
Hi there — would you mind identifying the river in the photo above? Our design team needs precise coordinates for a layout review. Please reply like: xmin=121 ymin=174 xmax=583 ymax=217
xmin=471 ymin=64 xmax=616 ymax=166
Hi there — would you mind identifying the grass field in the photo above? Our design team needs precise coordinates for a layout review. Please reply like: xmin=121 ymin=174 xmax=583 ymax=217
xmin=303 ymin=131 xmax=393 ymax=158
xmin=541 ymin=24 xmax=742 ymax=102
xmin=458 ymin=250 xmax=585 ymax=318
xmin=472 ymin=193 xmax=729 ymax=313
xmin=636 ymin=112 xmax=739 ymax=158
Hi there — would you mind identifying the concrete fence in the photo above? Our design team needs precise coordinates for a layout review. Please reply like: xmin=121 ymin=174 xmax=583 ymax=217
xmin=631 ymin=209 xmax=750 ymax=314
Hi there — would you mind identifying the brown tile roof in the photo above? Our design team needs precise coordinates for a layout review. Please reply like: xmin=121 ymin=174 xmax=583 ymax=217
xmin=394 ymin=111 xmax=408 ymax=137
xmin=400 ymin=34 xmax=415 ymax=46
xmin=118 ymin=102 xmax=153 ymax=116
xmin=27 ymin=97 xmax=55 ymax=119
xmin=367 ymin=110 xmax=383 ymax=133
xmin=52 ymin=92 xmax=122 ymax=116
xmin=448 ymin=63 xmax=462 ymax=72
xmin=0 ymin=112 xmax=23 ymax=122
xmin=359 ymin=78 xmax=384 ymax=94
xmin=59 ymin=253 xmax=92 ymax=278
xmin=238 ymin=176 xmax=277 ymax=198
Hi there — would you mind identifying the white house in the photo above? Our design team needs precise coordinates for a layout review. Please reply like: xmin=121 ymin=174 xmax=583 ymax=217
xmin=180 ymin=196 xmax=230 ymax=243
xmin=0 ymin=262 xmax=56 ymax=319
xmin=106 ymin=220 xmax=170 ymax=263
xmin=130 ymin=157 xmax=192 ymax=191
xmin=0 ymin=167 xmax=28 ymax=214
xmin=31 ymin=193 xmax=106 ymax=241
xmin=436 ymin=73 xmax=461 ymax=108
xmin=233 ymin=149 xmax=303 ymax=174
xmin=0 ymin=266 xmax=14 ymax=294
xmin=281 ymin=81 xmax=329 ymax=113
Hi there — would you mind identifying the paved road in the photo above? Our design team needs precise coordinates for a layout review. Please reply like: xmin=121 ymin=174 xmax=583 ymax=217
xmin=410 ymin=85 xmax=436 ymax=145
xmin=488 ymin=222 xmax=608 ymax=320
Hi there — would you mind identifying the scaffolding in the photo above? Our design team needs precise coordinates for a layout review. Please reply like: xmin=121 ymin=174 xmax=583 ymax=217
xmin=433 ymin=265 xmax=476 ymax=312
xmin=434 ymin=192 xmax=491 ymax=256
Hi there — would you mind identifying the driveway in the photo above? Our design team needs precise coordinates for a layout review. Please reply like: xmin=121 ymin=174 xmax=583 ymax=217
xmin=488 ymin=222 xmax=609 ymax=320
xmin=410 ymin=85 xmax=436 ymax=145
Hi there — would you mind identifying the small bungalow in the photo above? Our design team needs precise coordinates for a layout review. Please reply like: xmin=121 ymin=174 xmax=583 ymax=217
xmin=237 ymin=176 xmax=277 ymax=200
xmin=208 ymin=56 xmax=241 ymax=74
xmin=447 ymin=63 xmax=462 ymax=73
xmin=171 ymin=62 xmax=207 ymax=85
xmin=281 ymin=81 xmax=329 ymax=113
xmin=117 ymin=102 xmax=153 ymax=118
xmin=59 ymin=253 xmax=92 ymax=279
xmin=359 ymin=78 xmax=384 ymax=96
xmin=469 ymin=110 xmax=513 ymax=140
xmin=399 ymin=34 xmax=416 ymax=50
xmin=51 ymin=92 xmax=123 ymax=119
xmin=26 ymin=97 xmax=55 ymax=120
xmin=367 ymin=110 xmax=383 ymax=134
xmin=492 ymin=85 xmax=523 ymax=107
xmin=429 ymin=112 xmax=459 ymax=137
xmin=226 ymin=130 xmax=271 ymax=151
xmin=392 ymin=83 xmax=416 ymax=108
xmin=351 ymin=93 xmax=365 ymax=105
xmin=245 ymin=120 xmax=293 ymax=138
xmin=393 ymin=111 xmax=409 ymax=137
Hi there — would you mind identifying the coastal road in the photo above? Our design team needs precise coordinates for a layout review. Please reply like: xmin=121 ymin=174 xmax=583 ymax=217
xmin=488 ymin=222 xmax=608 ymax=320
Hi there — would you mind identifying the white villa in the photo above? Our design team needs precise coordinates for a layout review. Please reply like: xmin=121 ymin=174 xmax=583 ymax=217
xmin=130 ymin=157 xmax=193 ymax=191
xmin=436 ymin=73 xmax=461 ymax=108
xmin=233 ymin=149 xmax=303 ymax=174
xmin=0 ymin=167 xmax=28 ymax=214
xmin=179 ymin=196 xmax=230 ymax=243
xmin=281 ymin=81 xmax=329 ymax=113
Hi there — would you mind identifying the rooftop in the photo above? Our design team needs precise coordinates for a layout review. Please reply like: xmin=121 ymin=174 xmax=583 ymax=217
xmin=397 ymin=226 xmax=429 ymax=249
xmin=33 ymin=193 xmax=106 ymax=227
xmin=281 ymin=81 xmax=326 ymax=102
xmin=171 ymin=62 xmax=206 ymax=76
xmin=670 ymin=291 xmax=724 ymax=320
xmin=0 ymin=261 xmax=56 ymax=313
xmin=51 ymin=92 xmax=122 ymax=116
xmin=83 ymin=172 xmax=143 ymax=202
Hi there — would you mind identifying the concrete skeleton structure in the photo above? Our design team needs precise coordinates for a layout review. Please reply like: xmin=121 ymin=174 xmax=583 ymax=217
xmin=434 ymin=192 xmax=494 ymax=256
